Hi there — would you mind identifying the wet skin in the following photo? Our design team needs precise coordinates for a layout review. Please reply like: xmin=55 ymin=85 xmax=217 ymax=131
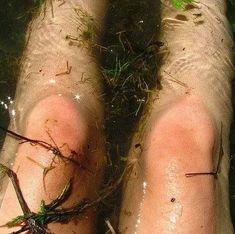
xmin=0 ymin=0 xmax=107 ymax=233
xmin=119 ymin=1 xmax=234 ymax=233
xmin=0 ymin=0 xmax=234 ymax=234
xmin=136 ymin=96 xmax=216 ymax=233
xmin=0 ymin=95 xmax=104 ymax=233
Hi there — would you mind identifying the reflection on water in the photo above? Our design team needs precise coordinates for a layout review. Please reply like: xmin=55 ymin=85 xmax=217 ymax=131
xmin=0 ymin=1 xmax=40 ymax=147
xmin=134 ymin=180 xmax=147 ymax=234
xmin=0 ymin=96 xmax=16 ymax=124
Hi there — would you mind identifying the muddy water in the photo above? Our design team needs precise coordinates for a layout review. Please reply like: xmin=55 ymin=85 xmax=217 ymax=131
xmin=0 ymin=0 xmax=234 ymax=232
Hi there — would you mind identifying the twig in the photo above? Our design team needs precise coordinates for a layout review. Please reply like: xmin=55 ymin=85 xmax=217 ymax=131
xmin=55 ymin=61 xmax=72 ymax=76
xmin=1 ymin=162 xmax=132 ymax=233
xmin=0 ymin=126 xmax=88 ymax=171
xmin=105 ymin=219 xmax=116 ymax=234
xmin=0 ymin=163 xmax=49 ymax=233
xmin=185 ymin=123 xmax=223 ymax=178
xmin=0 ymin=164 xmax=30 ymax=215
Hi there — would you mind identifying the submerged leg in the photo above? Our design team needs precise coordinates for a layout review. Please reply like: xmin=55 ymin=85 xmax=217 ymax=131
xmin=119 ymin=1 xmax=234 ymax=233
xmin=137 ymin=96 xmax=216 ymax=233
xmin=0 ymin=0 xmax=107 ymax=233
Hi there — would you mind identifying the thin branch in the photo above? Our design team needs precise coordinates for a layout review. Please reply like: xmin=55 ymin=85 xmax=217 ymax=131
xmin=0 ymin=164 xmax=30 ymax=215
xmin=185 ymin=123 xmax=223 ymax=178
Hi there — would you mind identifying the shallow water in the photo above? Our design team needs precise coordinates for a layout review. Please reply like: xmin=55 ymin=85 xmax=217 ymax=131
xmin=0 ymin=1 xmax=39 ymax=147
xmin=0 ymin=0 xmax=235 ymax=232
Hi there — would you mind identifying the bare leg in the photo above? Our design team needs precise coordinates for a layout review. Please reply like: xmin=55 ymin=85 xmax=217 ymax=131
xmin=0 ymin=0 xmax=107 ymax=233
xmin=119 ymin=1 xmax=234 ymax=233
xmin=137 ymin=96 xmax=216 ymax=233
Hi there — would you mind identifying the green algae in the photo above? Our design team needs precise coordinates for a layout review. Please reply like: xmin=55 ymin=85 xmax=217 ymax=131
xmin=65 ymin=7 xmax=99 ymax=50
xmin=170 ymin=0 xmax=195 ymax=9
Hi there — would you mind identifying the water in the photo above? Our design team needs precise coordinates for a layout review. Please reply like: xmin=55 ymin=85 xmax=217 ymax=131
xmin=0 ymin=1 xmax=41 ymax=147
xmin=0 ymin=0 xmax=234 ymax=232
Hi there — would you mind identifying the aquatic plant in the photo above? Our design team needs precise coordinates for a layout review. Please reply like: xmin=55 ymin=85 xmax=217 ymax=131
xmin=0 ymin=162 xmax=89 ymax=233
xmin=0 ymin=139 xmax=130 ymax=233
xmin=170 ymin=0 xmax=195 ymax=9
xmin=98 ymin=1 xmax=161 ymax=232
xmin=65 ymin=7 xmax=99 ymax=51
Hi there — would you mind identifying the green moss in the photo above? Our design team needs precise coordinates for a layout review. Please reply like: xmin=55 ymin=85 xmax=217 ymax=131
xmin=65 ymin=7 xmax=98 ymax=50
xmin=170 ymin=0 xmax=195 ymax=9
xmin=76 ymin=10 xmax=97 ymax=43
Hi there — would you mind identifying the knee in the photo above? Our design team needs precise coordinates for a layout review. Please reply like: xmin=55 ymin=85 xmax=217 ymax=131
xmin=25 ymin=94 xmax=88 ymax=156
xmin=144 ymin=96 xmax=216 ymax=182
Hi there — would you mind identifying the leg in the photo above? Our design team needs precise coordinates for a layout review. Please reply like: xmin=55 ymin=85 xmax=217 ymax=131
xmin=0 ymin=0 xmax=107 ymax=233
xmin=137 ymin=96 xmax=216 ymax=233
xmin=119 ymin=1 xmax=234 ymax=233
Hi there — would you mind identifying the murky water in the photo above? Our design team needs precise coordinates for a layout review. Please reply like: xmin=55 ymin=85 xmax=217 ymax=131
xmin=0 ymin=0 xmax=235 ymax=232
xmin=0 ymin=1 xmax=40 ymax=147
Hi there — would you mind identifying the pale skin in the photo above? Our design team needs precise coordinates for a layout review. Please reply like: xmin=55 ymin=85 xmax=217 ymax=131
xmin=119 ymin=0 xmax=234 ymax=233
xmin=0 ymin=1 xmax=234 ymax=234
xmin=0 ymin=0 xmax=107 ymax=233
xmin=136 ymin=96 xmax=216 ymax=233
xmin=0 ymin=95 xmax=103 ymax=233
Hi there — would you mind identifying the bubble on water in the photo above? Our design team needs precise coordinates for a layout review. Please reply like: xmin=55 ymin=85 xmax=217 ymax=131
xmin=0 ymin=96 xmax=14 ymax=112
xmin=0 ymin=97 xmax=18 ymax=130
xmin=11 ymin=109 xmax=16 ymax=117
